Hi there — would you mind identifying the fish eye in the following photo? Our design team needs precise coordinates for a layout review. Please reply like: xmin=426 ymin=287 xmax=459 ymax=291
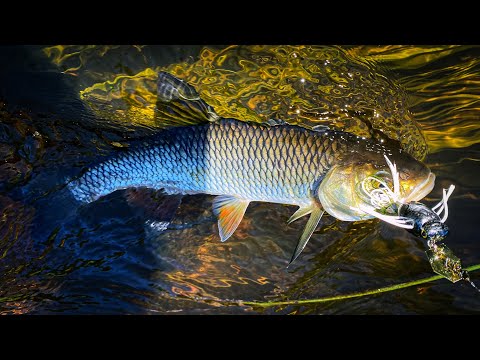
xmin=425 ymin=222 xmax=449 ymax=242
xmin=400 ymin=171 xmax=410 ymax=180
xmin=421 ymin=229 xmax=428 ymax=238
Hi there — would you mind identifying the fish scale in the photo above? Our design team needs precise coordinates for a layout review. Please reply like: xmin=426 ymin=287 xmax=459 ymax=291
xmin=69 ymin=118 xmax=342 ymax=207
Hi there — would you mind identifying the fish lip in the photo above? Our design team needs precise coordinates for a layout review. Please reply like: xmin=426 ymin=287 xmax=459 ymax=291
xmin=403 ymin=172 xmax=436 ymax=202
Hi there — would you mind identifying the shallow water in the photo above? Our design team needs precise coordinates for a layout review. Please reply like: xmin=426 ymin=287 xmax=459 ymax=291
xmin=0 ymin=45 xmax=479 ymax=314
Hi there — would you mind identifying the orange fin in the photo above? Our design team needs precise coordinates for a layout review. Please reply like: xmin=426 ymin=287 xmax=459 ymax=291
xmin=212 ymin=195 xmax=250 ymax=242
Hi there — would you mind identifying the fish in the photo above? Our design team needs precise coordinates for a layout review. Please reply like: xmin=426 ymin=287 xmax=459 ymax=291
xmin=68 ymin=71 xmax=436 ymax=265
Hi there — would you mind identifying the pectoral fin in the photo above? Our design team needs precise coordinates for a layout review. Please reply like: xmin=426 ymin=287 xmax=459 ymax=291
xmin=287 ymin=205 xmax=313 ymax=224
xmin=212 ymin=195 xmax=250 ymax=242
xmin=288 ymin=204 xmax=325 ymax=266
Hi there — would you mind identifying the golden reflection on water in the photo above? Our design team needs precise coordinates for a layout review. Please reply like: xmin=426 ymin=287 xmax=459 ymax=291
xmin=45 ymin=45 xmax=435 ymax=159
xmin=166 ymin=239 xmax=270 ymax=298
xmin=346 ymin=45 xmax=465 ymax=69
xmin=80 ymin=68 xmax=159 ymax=127
xmin=43 ymin=45 xmax=480 ymax=156
xmin=348 ymin=45 xmax=480 ymax=153
xmin=37 ymin=45 xmax=480 ymax=312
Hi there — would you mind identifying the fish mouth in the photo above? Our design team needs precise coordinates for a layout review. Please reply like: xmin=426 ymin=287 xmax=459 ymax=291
xmin=403 ymin=172 xmax=436 ymax=202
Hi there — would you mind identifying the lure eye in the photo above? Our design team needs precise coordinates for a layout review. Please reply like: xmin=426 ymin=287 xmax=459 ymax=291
xmin=424 ymin=222 xmax=449 ymax=242
xmin=421 ymin=228 xmax=428 ymax=238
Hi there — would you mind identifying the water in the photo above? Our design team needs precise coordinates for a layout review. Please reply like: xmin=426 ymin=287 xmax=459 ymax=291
xmin=1 ymin=45 xmax=479 ymax=314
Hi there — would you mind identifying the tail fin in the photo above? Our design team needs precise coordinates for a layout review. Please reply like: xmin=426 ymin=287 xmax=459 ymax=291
xmin=29 ymin=184 xmax=83 ymax=239
xmin=155 ymin=71 xmax=220 ymax=126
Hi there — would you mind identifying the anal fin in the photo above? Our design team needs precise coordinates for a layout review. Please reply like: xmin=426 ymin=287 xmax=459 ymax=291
xmin=288 ymin=204 xmax=325 ymax=266
xmin=212 ymin=195 xmax=250 ymax=242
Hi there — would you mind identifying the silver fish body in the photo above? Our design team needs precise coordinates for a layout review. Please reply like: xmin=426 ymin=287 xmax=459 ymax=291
xmin=70 ymin=119 xmax=356 ymax=207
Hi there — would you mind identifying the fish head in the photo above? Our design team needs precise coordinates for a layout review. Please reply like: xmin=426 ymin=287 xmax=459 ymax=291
xmin=388 ymin=152 xmax=436 ymax=203
xmin=317 ymin=148 xmax=435 ymax=221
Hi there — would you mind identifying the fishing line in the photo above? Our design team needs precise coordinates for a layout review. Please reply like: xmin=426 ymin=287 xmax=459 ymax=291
xmin=235 ymin=263 xmax=480 ymax=308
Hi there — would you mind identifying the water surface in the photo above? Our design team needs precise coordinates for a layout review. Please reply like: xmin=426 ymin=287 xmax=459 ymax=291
xmin=0 ymin=45 xmax=479 ymax=314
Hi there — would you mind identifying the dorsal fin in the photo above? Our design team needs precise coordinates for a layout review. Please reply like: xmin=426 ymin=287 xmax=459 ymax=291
xmin=266 ymin=118 xmax=290 ymax=126
xmin=311 ymin=124 xmax=330 ymax=131
xmin=155 ymin=72 xmax=220 ymax=127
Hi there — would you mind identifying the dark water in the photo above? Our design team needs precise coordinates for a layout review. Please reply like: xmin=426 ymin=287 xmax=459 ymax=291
xmin=1 ymin=45 xmax=479 ymax=314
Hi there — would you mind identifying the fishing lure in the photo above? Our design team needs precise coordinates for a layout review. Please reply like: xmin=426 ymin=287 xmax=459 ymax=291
xmin=361 ymin=162 xmax=478 ymax=290
xmin=398 ymin=185 xmax=454 ymax=245
xmin=399 ymin=188 xmax=478 ymax=291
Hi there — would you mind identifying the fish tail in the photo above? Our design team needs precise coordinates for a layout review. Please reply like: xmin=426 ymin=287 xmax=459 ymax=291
xmin=30 ymin=184 xmax=83 ymax=237
xmin=67 ymin=161 xmax=129 ymax=204
xmin=67 ymin=71 xmax=219 ymax=204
